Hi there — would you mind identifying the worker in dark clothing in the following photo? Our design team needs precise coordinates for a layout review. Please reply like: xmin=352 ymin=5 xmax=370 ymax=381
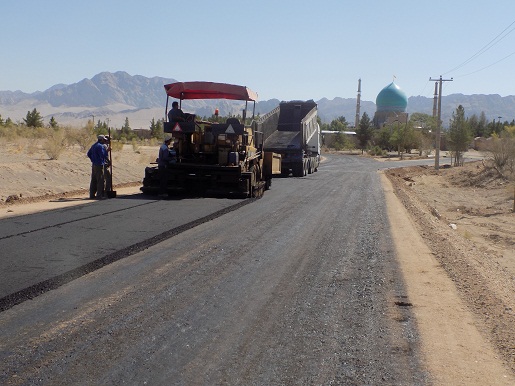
xmin=87 ymin=135 xmax=109 ymax=199
xmin=103 ymin=135 xmax=112 ymax=195
xmin=158 ymin=137 xmax=173 ymax=196
xmin=168 ymin=101 xmax=195 ymax=122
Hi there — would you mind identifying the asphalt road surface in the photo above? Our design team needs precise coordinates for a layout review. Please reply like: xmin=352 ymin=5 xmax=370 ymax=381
xmin=0 ymin=154 xmax=430 ymax=385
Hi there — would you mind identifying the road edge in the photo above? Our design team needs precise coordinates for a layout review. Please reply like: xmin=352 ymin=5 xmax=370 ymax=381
xmin=380 ymin=171 xmax=514 ymax=385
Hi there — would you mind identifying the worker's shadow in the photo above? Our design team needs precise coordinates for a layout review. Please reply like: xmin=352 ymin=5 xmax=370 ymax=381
xmin=49 ymin=197 xmax=87 ymax=203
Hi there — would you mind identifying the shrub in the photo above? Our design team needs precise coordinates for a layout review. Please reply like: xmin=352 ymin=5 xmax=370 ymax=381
xmin=484 ymin=130 xmax=515 ymax=178
xmin=0 ymin=126 xmax=16 ymax=141
xmin=43 ymin=129 xmax=68 ymax=159
xmin=26 ymin=139 xmax=39 ymax=155
xmin=70 ymin=124 xmax=96 ymax=151
xmin=110 ymin=140 xmax=124 ymax=152
xmin=131 ymin=138 xmax=140 ymax=153
xmin=148 ymin=137 xmax=160 ymax=147
xmin=368 ymin=146 xmax=386 ymax=156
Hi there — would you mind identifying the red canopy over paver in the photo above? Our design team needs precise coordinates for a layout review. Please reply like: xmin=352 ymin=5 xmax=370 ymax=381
xmin=164 ymin=81 xmax=258 ymax=102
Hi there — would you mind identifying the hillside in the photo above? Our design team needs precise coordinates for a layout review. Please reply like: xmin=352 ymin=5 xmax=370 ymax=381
xmin=1 ymin=72 xmax=514 ymax=128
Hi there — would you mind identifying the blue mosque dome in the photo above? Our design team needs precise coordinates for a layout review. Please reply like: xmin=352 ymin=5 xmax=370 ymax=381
xmin=376 ymin=82 xmax=408 ymax=112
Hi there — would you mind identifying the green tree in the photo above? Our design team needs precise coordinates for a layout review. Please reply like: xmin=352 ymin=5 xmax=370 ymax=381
xmin=387 ymin=120 xmax=414 ymax=157
xmin=0 ymin=114 xmax=4 ymax=126
xmin=23 ymin=108 xmax=44 ymax=128
xmin=49 ymin=116 xmax=58 ymax=129
xmin=150 ymin=118 xmax=164 ymax=139
xmin=332 ymin=132 xmax=353 ymax=151
xmin=487 ymin=116 xmax=506 ymax=136
xmin=329 ymin=116 xmax=348 ymax=131
xmin=468 ymin=114 xmax=479 ymax=137
xmin=120 ymin=117 xmax=134 ymax=140
xmin=402 ymin=122 xmax=418 ymax=154
xmin=374 ymin=126 xmax=393 ymax=151
xmin=468 ymin=112 xmax=488 ymax=137
xmin=356 ymin=112 xmax=372 ymax=154
xmin=389 ymin=122 xmax=407 ymax=157
xmin=93 ymin=120 xmax=109 ymax=136
xmin=447 ymin=105 xmax=472 ymax=166
xmin=95 ymin=120 xmax=106 ymax=131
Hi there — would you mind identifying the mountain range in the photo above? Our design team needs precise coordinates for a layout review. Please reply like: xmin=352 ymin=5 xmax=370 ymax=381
xmin=1 ymin=71 xmax=514 ymax=129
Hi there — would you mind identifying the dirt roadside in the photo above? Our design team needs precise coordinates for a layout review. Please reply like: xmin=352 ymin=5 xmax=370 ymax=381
xmin=384 ymin=160 xmax=514 ymax=384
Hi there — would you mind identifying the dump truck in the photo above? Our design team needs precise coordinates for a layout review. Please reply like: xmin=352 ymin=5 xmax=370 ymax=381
xmin=258 ymin=100 xmax=320 ymax=177
xmin=140 ymin=81 xmax=281 ymax=197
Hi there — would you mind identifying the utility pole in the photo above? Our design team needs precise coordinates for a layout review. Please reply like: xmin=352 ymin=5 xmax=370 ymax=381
xmin=429 ymin=75 xmax=453 ymax=170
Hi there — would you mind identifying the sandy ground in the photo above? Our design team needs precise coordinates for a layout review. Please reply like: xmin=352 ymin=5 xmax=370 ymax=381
xmin=0 ymin=142 xmax=157 ymax=217
xmin=384 ymin=159 xmax=515 ymax=384
xmin=1 ymin=145 xmax=514 ymax=383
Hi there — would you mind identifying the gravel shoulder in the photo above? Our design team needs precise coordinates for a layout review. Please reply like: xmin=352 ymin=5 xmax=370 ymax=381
xmin=384 ymin=160 xmax=515 ymax=383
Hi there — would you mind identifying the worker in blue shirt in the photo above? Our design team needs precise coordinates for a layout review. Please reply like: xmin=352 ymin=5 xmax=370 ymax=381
xmin=87 ymin=135 xmax=109 ymax=199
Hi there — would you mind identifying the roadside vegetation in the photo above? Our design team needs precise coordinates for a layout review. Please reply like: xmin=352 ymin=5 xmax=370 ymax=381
xmin=2 ymin=107 xmax=514 ymax=179
xmin=321 ymin=105 xmax=515 ymax=180
xmin=0 ymin=108 xmax=257 ymax=159
xmin=0 ymin=109 xmax=168 ymax=160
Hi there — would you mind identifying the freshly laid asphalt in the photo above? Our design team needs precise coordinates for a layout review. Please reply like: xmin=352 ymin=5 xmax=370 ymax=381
xmin=0 ymin=193 xmax=248 ymax=308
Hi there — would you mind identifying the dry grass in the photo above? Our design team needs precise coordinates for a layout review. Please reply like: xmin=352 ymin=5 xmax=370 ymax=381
xmin=0 ymin=124 xmax=150 ymax=159
xmin=43 ymin=129 xmax=68 ymax=160
xmin=110 ymin=140 xmax=124 ymax=152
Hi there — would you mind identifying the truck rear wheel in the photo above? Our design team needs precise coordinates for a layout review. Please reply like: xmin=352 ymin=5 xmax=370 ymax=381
xmin=293 ymin=163 xmax=304 ymax=177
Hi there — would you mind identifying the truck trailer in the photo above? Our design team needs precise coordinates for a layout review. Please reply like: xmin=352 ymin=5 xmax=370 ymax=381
xmin=140 ymin=81 xmax=281 ymax=198
xmin=258 ymin=100 xmax=320 ymax=177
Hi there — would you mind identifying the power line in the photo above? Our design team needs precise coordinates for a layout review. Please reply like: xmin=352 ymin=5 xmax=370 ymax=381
xmin=453 ymin=50 xmax=515 ymax=78
xmin=443 ymin=20 xmax=515 ymax=75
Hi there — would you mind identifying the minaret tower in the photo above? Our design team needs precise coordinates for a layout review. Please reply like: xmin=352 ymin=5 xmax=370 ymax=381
xmin=355 ymin=78 xmax=361 ymax=128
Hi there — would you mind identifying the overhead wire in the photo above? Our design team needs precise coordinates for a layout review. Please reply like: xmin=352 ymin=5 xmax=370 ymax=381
xmin=442 ymin=20 xmax=515 ymax=76
xmin=406 ymin=21 xmax=515 ymax=109
xmin=454 ymin=50 xmax=515 ymax=78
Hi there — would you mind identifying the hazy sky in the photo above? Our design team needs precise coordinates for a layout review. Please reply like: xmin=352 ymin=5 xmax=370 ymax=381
xmin=2 ymin=0 xmax=515 ymax=102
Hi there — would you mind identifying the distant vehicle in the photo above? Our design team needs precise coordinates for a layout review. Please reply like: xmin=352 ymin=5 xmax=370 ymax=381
xmin=140 ymin=81 xmax=281 ymax=197
xmin=258 ymin=100 xmax=320 ymax=177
